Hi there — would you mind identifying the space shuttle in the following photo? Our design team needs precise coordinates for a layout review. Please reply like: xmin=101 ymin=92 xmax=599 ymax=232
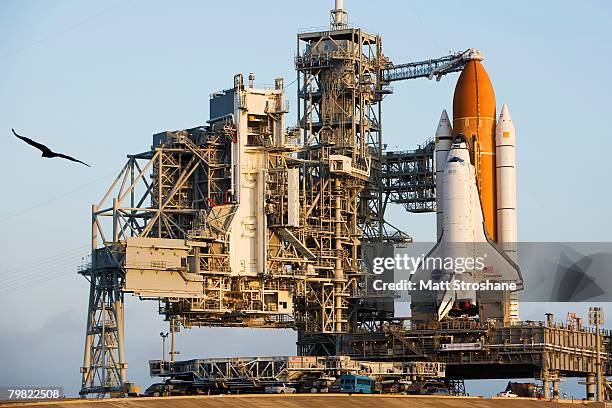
xmin=411 ymin=59 xmax=523 ymax=324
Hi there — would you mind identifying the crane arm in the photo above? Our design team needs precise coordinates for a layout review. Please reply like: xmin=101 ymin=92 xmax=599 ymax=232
xmin=381 ymin=48 xmax=483 ymax=82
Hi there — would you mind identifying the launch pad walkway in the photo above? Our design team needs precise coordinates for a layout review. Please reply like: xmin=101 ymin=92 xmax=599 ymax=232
xmin=0 ymin=395 xmax=603 ymax=408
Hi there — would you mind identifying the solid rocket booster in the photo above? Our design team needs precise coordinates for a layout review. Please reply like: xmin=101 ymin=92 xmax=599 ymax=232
xmin=435 ymin=110 xmax=453 ymax=240
xmin=452 ymin=60 xmax=497 ymax=241
xmin=495 ymin=104 xmax=519 ymax=321
xmin=495 ymin=104 xmax=517 ymax=260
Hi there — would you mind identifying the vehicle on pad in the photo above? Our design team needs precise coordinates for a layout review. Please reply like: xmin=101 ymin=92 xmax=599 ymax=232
xmin=264 ymin=384 xmax=297 ymax=394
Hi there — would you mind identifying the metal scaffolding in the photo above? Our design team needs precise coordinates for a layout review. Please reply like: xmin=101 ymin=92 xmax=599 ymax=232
xmin=343 ymin=317 xmax=611 ymax=399
xmin=294 ymin=24 xmax=405 ymax=355
xmin=382 ymin=140 xmax=436 ymax=213
xmin=147 ymin=355 xmax=445 ymax=393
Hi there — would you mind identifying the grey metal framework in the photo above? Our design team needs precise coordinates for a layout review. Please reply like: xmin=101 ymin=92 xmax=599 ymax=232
xmin=150 ymin=356 xmax=295 ymax=388
xmin=78 ymin=255 xmax=126 ymax=397
xmin=148 ymin=355 xmax=446 ymax=391
xmin=79 ymin=84 xmax=298 ymax=396
xmin=292 ymin=27 xmax=474 ymax=357
xmin=294 ymin=26 xmax=392 ymax=355
xmin=343 ymin=318 xmax=612 ymax=400
xmin=382 ymin=140 xmax=436 ymax=213
xmin=381 ymin=50 xmax=474 ymax=82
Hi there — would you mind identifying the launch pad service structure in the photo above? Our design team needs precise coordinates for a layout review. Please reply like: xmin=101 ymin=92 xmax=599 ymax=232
xmin=77 ymin=0 xmax=611 ymax=401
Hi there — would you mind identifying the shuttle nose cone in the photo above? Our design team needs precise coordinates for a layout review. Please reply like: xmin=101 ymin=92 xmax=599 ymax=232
xmin=496 ymin=104 xmax=516 ymax=146
xmin=497 ymin=104 xmax=514 ymax=130
xmin=452 ymin=60 xmax=496 ymax=125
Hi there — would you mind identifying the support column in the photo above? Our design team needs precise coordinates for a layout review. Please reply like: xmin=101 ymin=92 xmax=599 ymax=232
xmin=551 ymin=370 xmax=559 ymax=400
xmin=596 ymin=320 xmax=603 ymax=402
xmin=586 ymin=373 xmax=595 ymax=401
xmin=80 ymin=205 xmax=98 ymax=395
xmin=80 ymin=202 xmax=126 ymax=397
xmin=542 ymin=370 xmax=550 ymax=400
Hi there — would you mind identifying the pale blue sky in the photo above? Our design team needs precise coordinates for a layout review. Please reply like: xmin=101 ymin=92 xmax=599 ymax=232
xmin=1 ymin=0 xmax=611 ymax=398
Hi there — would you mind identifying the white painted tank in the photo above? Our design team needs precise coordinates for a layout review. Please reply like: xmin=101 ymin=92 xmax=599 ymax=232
xmin=496 ymin=104 xmax=519 ymax=322
xmin=495 ymin=104 xmax=517 ymax=260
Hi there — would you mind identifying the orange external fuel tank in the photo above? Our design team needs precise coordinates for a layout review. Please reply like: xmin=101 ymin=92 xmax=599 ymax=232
xmin=452 ymin=60 xmax=497 ymax=241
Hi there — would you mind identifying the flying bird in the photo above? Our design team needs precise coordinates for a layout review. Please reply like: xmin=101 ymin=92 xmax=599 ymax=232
xmin=12 ymin=129 xmax=90 ymax=167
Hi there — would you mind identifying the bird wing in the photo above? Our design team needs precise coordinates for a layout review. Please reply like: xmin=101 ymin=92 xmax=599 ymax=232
xmin=54 ymin=152 xmax=91 ymax=167
xmin=12 ymin=128 xmax=53 ymax=155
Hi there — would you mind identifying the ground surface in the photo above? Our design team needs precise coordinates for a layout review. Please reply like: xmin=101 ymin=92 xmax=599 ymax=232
xmin=0 ymin=395 xmax=602 ymax=408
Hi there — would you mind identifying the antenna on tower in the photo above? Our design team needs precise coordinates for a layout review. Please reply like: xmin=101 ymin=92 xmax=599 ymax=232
xmin=330 ymin=0 xmax=348 ymax=29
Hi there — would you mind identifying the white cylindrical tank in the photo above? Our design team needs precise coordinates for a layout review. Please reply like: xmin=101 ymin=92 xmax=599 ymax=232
xmin=495 ymin=104 xmax=517 ymax=260
xmin=496 ymin=104 xmax=519 ymax=322
xmin=435 ymin=109 xmax=453 ymax=240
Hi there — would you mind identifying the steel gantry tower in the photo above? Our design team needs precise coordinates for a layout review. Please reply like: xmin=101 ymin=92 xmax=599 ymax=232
xmin=294 ymin=20 xmax=389 ymax=355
